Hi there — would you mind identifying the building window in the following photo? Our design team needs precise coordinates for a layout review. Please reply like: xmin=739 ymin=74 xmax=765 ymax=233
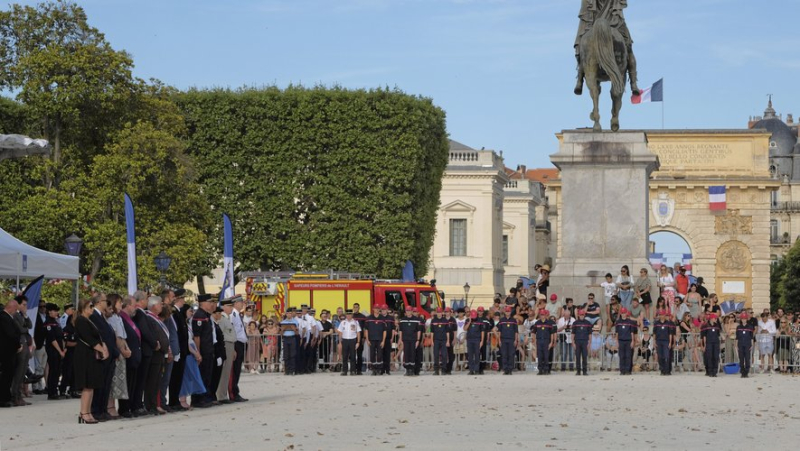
xmin=449 ymin=219 xmax=467 ymax=256
xmin=502 ymin=235 xmax=509 ymax=265
xmin=771 ymin=190 xmax=779 ymax=207
xmin=770 ymin=220 xmax=779 ymax=242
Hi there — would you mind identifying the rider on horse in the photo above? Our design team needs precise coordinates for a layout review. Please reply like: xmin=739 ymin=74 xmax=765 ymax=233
xmin=574 ymin=0 xmax=639 ymax=97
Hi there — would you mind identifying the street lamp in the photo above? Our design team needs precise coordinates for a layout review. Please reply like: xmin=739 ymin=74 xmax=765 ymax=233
xmin=463 ymin=282 xmax=470 ymax=308
xmin=64 ymin=234 xmax=83 ymax=308
xmin=154 ymin=251 xmax=172 ymax=285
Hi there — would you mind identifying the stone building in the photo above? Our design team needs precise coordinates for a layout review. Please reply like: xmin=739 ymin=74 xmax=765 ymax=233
xmin=425 ymin=140 xmax=543 ymax=305
xmin=747 ymin=99 xmax=800 ymax=260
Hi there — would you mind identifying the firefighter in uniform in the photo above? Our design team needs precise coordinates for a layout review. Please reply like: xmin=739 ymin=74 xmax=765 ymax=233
xmin=364 ymin=308 xmax=386 ymax=376
xmin=615 ymin=307 xmax=638 ymax=375
xmin=497 ymin=306 xmax=518 ymax=375
xmin=532 ymin=309 xmax=555 ymax=375
xmin=701 ymin=313 xmax=722 ymax=377
xmin=465 ymin=310 xmax=484 ymax=375
xmin=60 ymin=305 xmax=78 ymax=398
xmin=412 ymin=308 xmax=424 ymax=375
xmin=444 ymin=308 xmax=457 ymax=375
xmin=192 ymin=294 xmax=216 ymax=407
xmin=352 ymin=304 xmax=367 ymax=375
xmin=44 ymin=303 xmax=66 ymax=400
xmin=337 ymin=309 xmax=361 ymax=376
xmin=379 ymin=305 xmax=394 ymax=375
xmin=653 ymin=309 xmax=675 ymax=375
xmin=399 ymin=308 xmax=421 ymax=376
xmin=296 ymin=305 xmax=309 ymax=375
xmin=430 ymin=308 xmax=450 ymax=375
xmin=736 ymin=312 xmax=754 ymax=378
xmin=571 ymin=309 xmax=591 ymax=376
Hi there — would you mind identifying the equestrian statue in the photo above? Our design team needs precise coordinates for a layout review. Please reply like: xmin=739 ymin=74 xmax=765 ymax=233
xmin=574 ymin=0 xmax=639 ymax=132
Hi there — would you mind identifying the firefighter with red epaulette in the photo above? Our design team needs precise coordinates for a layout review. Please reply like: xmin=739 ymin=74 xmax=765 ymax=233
xmin=364 ymin=308 xmax=386 ymax=376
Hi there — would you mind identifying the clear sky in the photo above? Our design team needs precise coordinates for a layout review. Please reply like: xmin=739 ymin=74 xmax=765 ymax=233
xmin=7 ymin=0 xmax=800 ymax=169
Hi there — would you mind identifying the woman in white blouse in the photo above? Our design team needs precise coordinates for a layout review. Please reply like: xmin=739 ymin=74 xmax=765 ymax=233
xmin=657 ymin=265 xmax=676 ymax=315
xmin=615 ymin=266 xmax=634 ymax=311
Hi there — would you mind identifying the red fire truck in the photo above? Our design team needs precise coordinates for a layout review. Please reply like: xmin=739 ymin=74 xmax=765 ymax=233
xmin=243 ymin=271 xmax=443 ymax=318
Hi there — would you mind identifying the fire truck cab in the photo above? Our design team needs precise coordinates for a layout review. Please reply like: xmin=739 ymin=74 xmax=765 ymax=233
xmin=243 ymin=271 xmax=443 ymax=318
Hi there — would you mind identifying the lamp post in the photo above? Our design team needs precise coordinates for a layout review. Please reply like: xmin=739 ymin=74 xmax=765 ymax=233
xmin=154 ymin=251 xmax=172 ymax=286
xmin=463 ymin=282 xmax=471 ymax=309
xmin=64 ymin=234 xmax=83 ymax=308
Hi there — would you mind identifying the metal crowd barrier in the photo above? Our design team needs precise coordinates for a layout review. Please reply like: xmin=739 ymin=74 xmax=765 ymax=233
xmin=241 ymin=331 xmax=800 ymax=375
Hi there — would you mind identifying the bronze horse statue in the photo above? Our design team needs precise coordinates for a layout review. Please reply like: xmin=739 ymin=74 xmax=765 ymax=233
xmin=578 ymin=15 xmax=628 ymax=132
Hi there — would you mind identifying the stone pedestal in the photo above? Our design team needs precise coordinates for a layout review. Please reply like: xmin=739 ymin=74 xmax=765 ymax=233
xmin=549 ymin=130 xmax=660 ymax=310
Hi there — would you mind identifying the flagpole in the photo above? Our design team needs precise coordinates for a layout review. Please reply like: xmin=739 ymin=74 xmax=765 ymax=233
xmin=661 ymin=78 xmax=665 ymax=129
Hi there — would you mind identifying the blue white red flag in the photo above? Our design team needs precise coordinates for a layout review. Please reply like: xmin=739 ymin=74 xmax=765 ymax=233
xmin=124 ymin=193 xmax=138 ymax=295
xmin=631 ymin=78 xmax=663 ymax=104
xmin=709 ymin=186 xmax=726 ymax=211
xmin=649 ymin=253 xmax=664 ymax=269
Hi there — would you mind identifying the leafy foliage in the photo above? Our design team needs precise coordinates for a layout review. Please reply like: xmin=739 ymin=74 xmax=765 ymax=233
xmin=0 ymin=1 xmax=213 ymax=290
xmin=176 ymin=86 xmax=449 ymax=278
xmin=777 ymin=246 xmax=800 ymax=312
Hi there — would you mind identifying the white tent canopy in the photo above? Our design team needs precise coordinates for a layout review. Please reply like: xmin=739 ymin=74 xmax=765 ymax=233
xmin=0 ymin=134 xmax=50 ymax=161
xmin=0 ymin=227 xmax=79 ymax=280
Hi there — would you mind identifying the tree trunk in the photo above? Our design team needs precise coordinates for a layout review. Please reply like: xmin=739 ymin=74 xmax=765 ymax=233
xmin=196 ymin=274 xmax=206 ymax=295
xmin=89 ymin=250 xmax=102 ymax=282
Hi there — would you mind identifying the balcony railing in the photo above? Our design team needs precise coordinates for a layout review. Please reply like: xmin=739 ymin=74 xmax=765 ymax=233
xmin=771 ymin=236 xmax=790 ymax=245
xmin=771 ymin=202 xmax=800 ymax=212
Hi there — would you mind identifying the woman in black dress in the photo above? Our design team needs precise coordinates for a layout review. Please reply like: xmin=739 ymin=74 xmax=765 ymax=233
xmin=73 ymin=298 xmax=109 ymax=424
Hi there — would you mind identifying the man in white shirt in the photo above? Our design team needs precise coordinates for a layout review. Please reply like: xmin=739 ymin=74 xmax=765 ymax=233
xmin=757 ymin=313 xmax=776 ymax=373
xmin=556 ymin=309 xmax=576 ymax=372
xmin=59 ymin=305 xmax=74 ymax=329
xmin=337 ymin=309 xmax=361 ymax=376
xmin=229 ymin=297 xmax=248 ymax=402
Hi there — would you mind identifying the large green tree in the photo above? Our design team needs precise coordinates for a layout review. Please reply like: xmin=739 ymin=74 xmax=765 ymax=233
xmin=0 ymin=1 xmax=214 ymax=289
xmin=177 ymin=86 xmax=449 ymax=278
xmin=777 ymin=245 xmax=800 ymax=312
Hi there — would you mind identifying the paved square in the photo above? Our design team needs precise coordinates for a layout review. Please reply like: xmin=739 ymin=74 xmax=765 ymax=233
xmin=3 ymin=372 xmax=798 ymax=450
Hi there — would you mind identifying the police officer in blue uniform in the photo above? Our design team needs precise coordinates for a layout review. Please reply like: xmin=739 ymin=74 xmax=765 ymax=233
xmin=571 ymin=309 xmax=592 ymax=376
xmin=653 ymin=309 xmax=675 ymax=375
xmin=192 ymin=294 xmax=216 ymax=407
xmin=399 ymin=308 xmax=421 ymax=376
xmin=280 ymin=308 xmax=299 ymax=375
xmin=44 ymin=303 xmax=66 ymax=400
xmin=532 ymin=309 xmax=555 ymax=375
xmin=59 ymin=305 xmax=78 ymax=398
xmin=430 ymin=308 xmax=450 ymax=375
xmin=615 ymin=307 xmax=638 ymax=375
xmin=364 ymin=308 xmax=386 ymax=376
xmin=497 ymin=306 xmax=518 ymax=375
xmin=736 ymin=312 xmax=754 ymax=378
xmin=465 ymin=310 xmax=484 ymax=375
xmin=701 ymin=313 xmax=721 ymax=377
xmin=476 ymin=307 xmax=489 ymax=374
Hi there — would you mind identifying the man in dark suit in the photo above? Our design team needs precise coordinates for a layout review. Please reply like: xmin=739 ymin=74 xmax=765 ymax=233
xmin=132 ymin=291 xmax=157 ymax=416
xmin=117 ymin=295 xmax=142 ymax=418
xmin=168 ymin=289 xmax=189 ymax=410
xmin=144 ymin=296 xmax=169 ymax=414
xmin=11 ymin=297 xmax=32 ymax=406
xmin=90 ymin=294 xmax=120 ymax=421
xmin=0 ymin=299 xmax=23 ymax=408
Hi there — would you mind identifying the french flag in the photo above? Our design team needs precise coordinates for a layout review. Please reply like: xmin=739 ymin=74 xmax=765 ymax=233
xmin=631 ymin=78 xmax=664 ymax=104
xmin=124 ymin=193 xmax=138 ymax=295
xmin=682 ymin=253 xmax=693 ymax=274
xmin=709 ymin=186 xmax=726 ymax=211
xmin=649 ymin=253 xmax=664 ymax=269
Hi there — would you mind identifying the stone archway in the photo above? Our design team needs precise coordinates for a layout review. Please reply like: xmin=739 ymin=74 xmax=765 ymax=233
xmin=649 ymin=229 xmax=694 ymax=269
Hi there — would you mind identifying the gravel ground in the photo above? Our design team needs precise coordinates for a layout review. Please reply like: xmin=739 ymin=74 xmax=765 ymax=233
xmin=2 ymin=370 xmax=798 ymax=451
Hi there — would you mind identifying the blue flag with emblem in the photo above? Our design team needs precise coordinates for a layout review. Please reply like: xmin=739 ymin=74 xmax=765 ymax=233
xmin=219 ymin=214 xmax=234 ymax=302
